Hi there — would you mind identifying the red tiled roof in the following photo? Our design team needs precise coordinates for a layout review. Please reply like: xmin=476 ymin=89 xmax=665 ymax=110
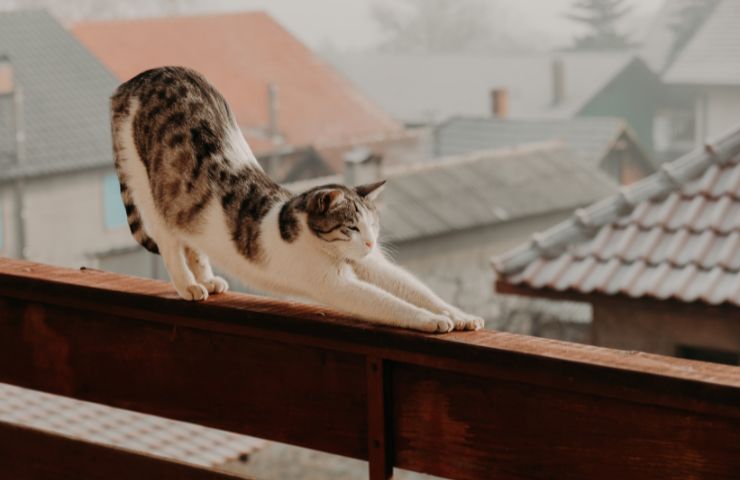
xmin=493 ymin=126 xmax=740 ymax=307
xmin=72 ymin=12 xmax=401 ymax=154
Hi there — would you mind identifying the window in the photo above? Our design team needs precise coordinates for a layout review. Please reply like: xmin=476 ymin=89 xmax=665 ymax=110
xmin=653 ymin=109 xmax=696 ymax=152
xmin=677 ymin=345 xmax=739 ymax=366
xmin=103 ymin=173 xmax=128 ymax=229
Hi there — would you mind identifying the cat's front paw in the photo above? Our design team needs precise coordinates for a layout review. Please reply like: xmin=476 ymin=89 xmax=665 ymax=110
xmin=176 ymin=283 xmax=209 ymax=301
xmin=414 ymin=312 xmax=455 ymax=334
xmin=443 ymin=309 xmax=485 ymax=331
xmin=201 ymin=276 xmax=229 ymax=294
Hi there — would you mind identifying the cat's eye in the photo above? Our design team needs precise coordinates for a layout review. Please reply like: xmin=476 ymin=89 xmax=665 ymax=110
xmin=348 ymin=226 xmax=360 ymax=232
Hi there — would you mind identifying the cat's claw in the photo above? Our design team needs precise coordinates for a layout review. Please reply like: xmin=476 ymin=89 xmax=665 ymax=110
xmin=443 ymin=310 xmax=485 ymax=331
xmin=201 ymin=276 xmax=229 ymax=294
xmin=177 ymin=284 xmax=209 ymax=301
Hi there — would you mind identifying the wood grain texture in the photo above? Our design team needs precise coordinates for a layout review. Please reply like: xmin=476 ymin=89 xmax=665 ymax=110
xmin=367 ymin=357 xmax=393 ymax=480
xmin=0 ymin=420 xmax=244 ymax=480
xmin=0 ymin=296 xmax=368 ymax=459
xmin=1 ymin=258 xmax=740 ymax=479
xmin=392 ymin=364 xmax=740 ymax=479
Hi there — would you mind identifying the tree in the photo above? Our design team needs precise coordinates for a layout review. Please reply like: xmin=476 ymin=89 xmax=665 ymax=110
xmin=565 ymin=0 xmax=633 ymax=50
xmin=371 ymin=0 xmax=496 ymax=54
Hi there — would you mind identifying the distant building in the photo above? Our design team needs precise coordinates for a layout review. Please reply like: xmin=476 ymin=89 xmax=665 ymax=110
xmin=663 ymin=0 xmax=740 ymax=141
xmin=493 ymin=126 xmax=740 ymax=365
xmin=328 ymin=52 xmax=634 ymax=126
xmin=0 ymin=10 xmax=145 ymax=273
xmin=72 ymin=12 xmax=404 ymax=157
xmin=581 ymin=0 xmax=740 ymax=164
xmin=289 ymin=142 xmax=616 ymax=322
xmin=434 ymin=116 xmax=654 ymax=184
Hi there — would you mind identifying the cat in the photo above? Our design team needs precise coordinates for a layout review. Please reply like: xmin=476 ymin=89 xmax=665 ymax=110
xmin=110 ymin=66 xmax=483 ymax=333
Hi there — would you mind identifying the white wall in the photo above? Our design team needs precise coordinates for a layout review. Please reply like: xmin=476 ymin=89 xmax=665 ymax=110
xmin=391 ymin=210 xmax=573 ymax=322
xmin=701 ymin=86 xmax=740 ymax=138
xmin=19 ymin=168 xmax=137 ymax=268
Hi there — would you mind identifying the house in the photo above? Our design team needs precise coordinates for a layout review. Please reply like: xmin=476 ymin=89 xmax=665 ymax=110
xmin=663 ymin=0 xmax=740 ymax=141
xmin=580 ymin=0 xmax=740 ymax=164
xmin=288 ymin=142 xmax=616 ymax=322
xmin=493 ymin=125 xmax=740 ymax=364
xmin=434 ymin=116 xmax=654 ymax=184
xmin=0 ymin=10 xmax=141 ymax=271
xmin=72 ymin=12 xmax=403 ymax=157
xmin=327 ymin=52 xmax=634 ymax=126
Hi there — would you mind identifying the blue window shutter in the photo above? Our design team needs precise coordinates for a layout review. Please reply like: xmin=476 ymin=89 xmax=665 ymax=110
xmin=103 ymin=174 xmax=128 ymax=229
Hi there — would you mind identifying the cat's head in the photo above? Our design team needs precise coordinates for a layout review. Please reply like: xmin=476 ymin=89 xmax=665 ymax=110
xmin=302 ymin=180 xmax=386 ymax=259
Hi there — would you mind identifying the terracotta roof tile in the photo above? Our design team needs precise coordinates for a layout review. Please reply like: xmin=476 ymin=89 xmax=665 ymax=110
xmin=72 ymin=12 xmax=401 ymax=154
xmin=494 ymin=125 xmax=740 ymax=306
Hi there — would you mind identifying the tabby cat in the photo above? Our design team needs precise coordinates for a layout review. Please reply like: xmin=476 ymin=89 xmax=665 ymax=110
xmin=110 ymin=66 xmax=483 ymax=333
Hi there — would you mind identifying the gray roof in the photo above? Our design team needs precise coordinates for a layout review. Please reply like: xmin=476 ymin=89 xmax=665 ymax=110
xmin=0 ymin=382 xmax=264 ymax=468
xmin=639 ymin=0 xmax=695 ymax=73
xmin=0 ymin=10 xmax=118 ymax=181
xmin=288 ymin=142 xmax=617 ymax=243
xmin=663 ymin=0 xmax=740 ymax=85
xmin=327 ymin=52 xmax=634 ymax=125
xmin=434 ymin=116 xmax=648 ymax=169
xmin=493 ymin=124 xmax=740 ymax=307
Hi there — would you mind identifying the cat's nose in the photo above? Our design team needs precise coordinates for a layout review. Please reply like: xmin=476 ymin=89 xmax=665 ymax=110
xmin=365 ymin=240 xmax=373 ymax=249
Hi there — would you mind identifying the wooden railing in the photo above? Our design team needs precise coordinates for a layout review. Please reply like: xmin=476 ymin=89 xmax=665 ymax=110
xmin=1 ymin=257 xmax=739 ymax=480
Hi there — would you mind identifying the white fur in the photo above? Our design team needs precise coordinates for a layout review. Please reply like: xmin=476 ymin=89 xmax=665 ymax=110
xmin=116 ymin=100 xmax=483 ymax=333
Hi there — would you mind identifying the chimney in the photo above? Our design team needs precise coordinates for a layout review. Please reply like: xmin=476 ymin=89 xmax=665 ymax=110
xmin=0 ymin=57 xmax=13 ymax=94
xmin=344 ymin=147 xmax=381 ymax=186
xmin=491 ymin=88 xmax=508 ymax=118
xmin=552 ymin=58 xmax=565 ymax=106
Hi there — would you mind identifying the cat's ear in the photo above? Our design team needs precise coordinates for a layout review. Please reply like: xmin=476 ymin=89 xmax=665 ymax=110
xmin=307 ymin=188 xmax=344 ymax=212
xmin=355 ymin=180 xmax=386 ymax=202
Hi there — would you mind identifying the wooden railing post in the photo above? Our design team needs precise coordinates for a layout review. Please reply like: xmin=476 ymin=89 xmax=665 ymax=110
xmin=367 ymin=356 xmax=393 ymax=480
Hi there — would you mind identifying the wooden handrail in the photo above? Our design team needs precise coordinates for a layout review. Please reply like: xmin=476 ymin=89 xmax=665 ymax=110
xmin=1 ymin=257 xmax=739 ymax=479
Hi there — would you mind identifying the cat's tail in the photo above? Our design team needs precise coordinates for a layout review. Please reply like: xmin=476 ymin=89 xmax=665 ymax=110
xmin=119 ymin=181 xmax=160 ymax=255
xmin=111 ymin=90 xmax=160 ymax=256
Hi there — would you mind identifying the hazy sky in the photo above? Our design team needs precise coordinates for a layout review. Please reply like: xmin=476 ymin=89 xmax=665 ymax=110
xmin=1 ymin=0 xmax=667 ymax=51
xmin=213 ymin=0 xmax=666 ymax=51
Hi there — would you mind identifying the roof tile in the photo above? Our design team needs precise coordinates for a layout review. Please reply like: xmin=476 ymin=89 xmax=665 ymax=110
xmin=494 ymin=125 xmax=740 ymax=306
xmin=73 ymin=12 xmax=401 ymax=153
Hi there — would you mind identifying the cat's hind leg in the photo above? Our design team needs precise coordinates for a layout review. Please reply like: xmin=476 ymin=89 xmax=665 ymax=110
xmin=184 ymin=245 xmax=229 ymax=294
xmin=157 ymin=234 xmax=209 ymax=301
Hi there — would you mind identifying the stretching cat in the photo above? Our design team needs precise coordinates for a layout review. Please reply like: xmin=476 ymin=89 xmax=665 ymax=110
xmin=110 ymin=66 xmax=483 ymax=333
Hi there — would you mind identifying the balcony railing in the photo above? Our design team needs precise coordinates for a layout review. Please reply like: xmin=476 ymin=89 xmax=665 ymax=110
xmin=1 ymin=257 xmax=739 ymax=479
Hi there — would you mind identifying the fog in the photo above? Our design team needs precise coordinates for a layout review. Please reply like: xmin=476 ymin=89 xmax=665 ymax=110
xmin=1 ymin=0 xmax=665 ymax=51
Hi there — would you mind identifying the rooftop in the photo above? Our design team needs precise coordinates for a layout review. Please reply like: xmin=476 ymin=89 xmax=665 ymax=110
xmin=0 ymin=10 xmax=118 ymax=181
xmin=493 ymin=124 xmax=740 ymax=307
xmin=288 ymin=142 xmax=617 ymax=243
xmin=0 ymin=383 xmax=263 ymax=468
xmin=663 ymin=0 xmax=740 ymax=85
xmin=327 ymin=52 xmax=634 ymax=124
xmin=433 ymin=116 xmax=652 ymax=170
xmin=72 ymin=12 xmax=402 ymax=154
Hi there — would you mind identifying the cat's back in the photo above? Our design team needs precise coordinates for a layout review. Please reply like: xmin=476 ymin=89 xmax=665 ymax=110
xmin=112 ymin=66 xmax=229 ymax=119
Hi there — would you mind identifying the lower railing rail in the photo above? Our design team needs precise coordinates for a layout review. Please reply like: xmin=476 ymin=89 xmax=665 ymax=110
xmin=0 ymin=258 xmax=739 ymax=479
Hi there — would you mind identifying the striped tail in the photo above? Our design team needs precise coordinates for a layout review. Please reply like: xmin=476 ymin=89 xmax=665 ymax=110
xmin=111 ymin=91 xmax=160 ymax=256
xmin=119 ymin=180 xmax=160 ymax=255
